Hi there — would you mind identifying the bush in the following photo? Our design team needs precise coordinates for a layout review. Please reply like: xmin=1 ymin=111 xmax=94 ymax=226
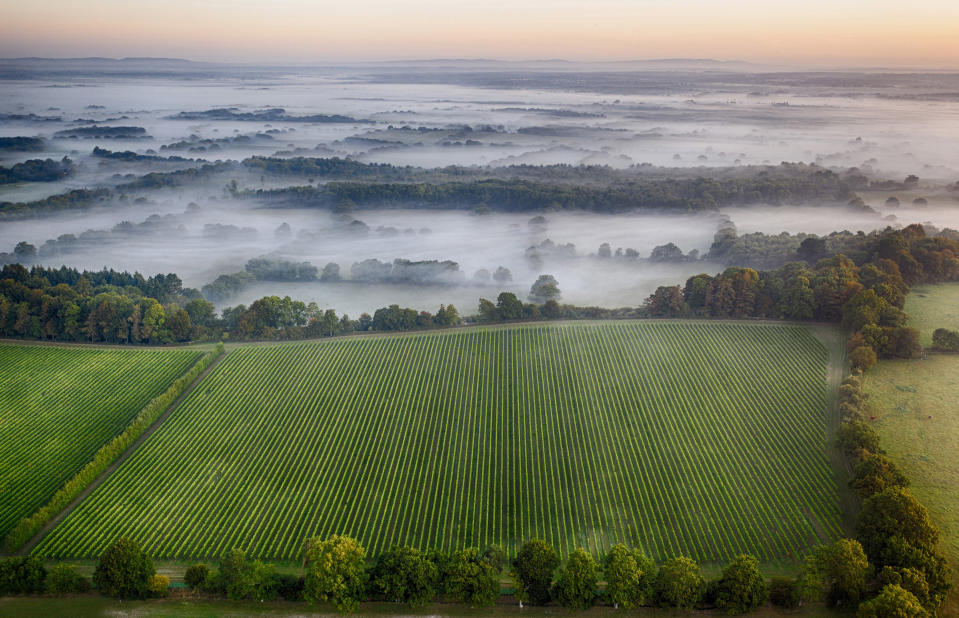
xmin=93 ymin=537 xmax=155 ymax=599
xmin=184 ymin=563 xmax=209 ymax=590
xmin=273 ymin=573 xmax=304 ymax=602
xmin=218 ymin=549 xmax=276 ymax=601
xmin=148 ymin=574 xmax=170 ymax=598
xmin=768 ymin=576 xmax=798 ymax=608
xmin=46 ymin=563 xmax=90 ymax=596
xmin=932 ymin=328 xmax=959 ymax=352
xmin=0 ymin=556 xmax=47 ymax=595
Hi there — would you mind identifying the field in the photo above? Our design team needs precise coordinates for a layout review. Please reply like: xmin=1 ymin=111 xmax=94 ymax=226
xmin=0 ymin=343 xmax=203 ymax=539
xmin=863 ymin=282 xmax=959 ymax=609
xmin=35 ymin=322 xmax=843 ymax=563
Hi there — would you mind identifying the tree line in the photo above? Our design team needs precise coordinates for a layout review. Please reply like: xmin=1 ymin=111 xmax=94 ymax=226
xmin=2 ymin=531 xmax=937 ymax=616
xmin=646 ymin=223 xmax=959 ymax=368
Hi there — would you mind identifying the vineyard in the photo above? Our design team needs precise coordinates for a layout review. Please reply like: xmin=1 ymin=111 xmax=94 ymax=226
xmin=35 ymin=322 xmax=844 ymax=563
xmin=0 ymin=344 xmax=202 ymax=539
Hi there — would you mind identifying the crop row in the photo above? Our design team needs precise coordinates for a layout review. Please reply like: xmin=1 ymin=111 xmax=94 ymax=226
xmin=0 ymin=344 xmax=202 ymax=538
xmin=35 ymin=322 xmax=843 ymax=562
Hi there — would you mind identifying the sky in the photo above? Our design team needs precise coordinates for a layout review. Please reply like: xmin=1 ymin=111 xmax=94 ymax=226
xmin=1 ymin=0 xmax=958 ymax=67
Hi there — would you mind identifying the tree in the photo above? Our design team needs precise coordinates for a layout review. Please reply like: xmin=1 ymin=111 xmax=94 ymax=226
xmin=713 ymin=554 xmax=768 ymax=614
xmin=368 ymin=546 xmax=438 ymax=608
xmin=443 ymin=547 xmax=499 ymax=607
xmin=850 ymin=345 xmax=878 ymax=371
xmin=46 ymin=563 xmax=90 ymax=596
xmin=511 ymin=539 xmax=559 ymax=606
xmin=93 ymin=537 xmax=155 ymax=599
xmin=603 ymin=544 xmax=654 ymax=609
xmin=13 ymin=241 xmax=36 ymax=260
xmin=0 ymin=557 xmax=46 ymax=595
xmin=646 ymin=285 xmax=685 ymax=317
xmin=493 ymin=266 xmax=512 ymax=283
xmin=851 ymin=453 xmax=909 ymax=498
xmin=529 ymin=274 xmax=561 ymax=303
xmin=813 ymin=539 xmax=870 ymax=607
xmin=321 ymin=262 xmax=342 ymax=282
xmin=496 ymin=292 xmax=524 ymax=321
xmin=856 ymin=584 xmax=928 ymax=618
xmin=858 ymin=488 xmax=939 ymax=559
xmin=553 ymin=548 xmax=598 ymax=609
xmin=478 ymin=298 xmax=498 ymax=322
xmin=321 ymin=309 xmax=339 ymax=336
xmin=303 ymin=535 xmax=367 ymax=613
xmin=654 ymin=556 xmax=705 ymax=609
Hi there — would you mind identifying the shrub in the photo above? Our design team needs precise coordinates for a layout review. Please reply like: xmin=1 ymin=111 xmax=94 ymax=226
xmin=148 ymin=574 xmax=170 ymax=598
xmin=273 ymin=573 xmax=304 ymax=602
xmin=46 ymin=563 xmax=90 ymax=596
xmin=932 ymin=328 xmax=959 ymax=352
xmin=768 ymin=576 xmax=798 ymax=608
xmin=184 ymin=563 xmax=209 ymax=590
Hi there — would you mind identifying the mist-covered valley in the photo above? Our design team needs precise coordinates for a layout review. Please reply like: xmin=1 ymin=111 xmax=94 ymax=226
xmin=3 ymin=58 xmax=959 ymax=318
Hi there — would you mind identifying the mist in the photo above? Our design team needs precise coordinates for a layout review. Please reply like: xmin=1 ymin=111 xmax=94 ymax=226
xmin=3 ymin=59 xmax=959 ymax=316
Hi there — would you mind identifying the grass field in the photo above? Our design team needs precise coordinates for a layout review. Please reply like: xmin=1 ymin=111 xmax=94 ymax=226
xmin=35 ymin=322 xmax=843 ymax=564
xmin=904 ymin=283 xmax=959 ymax=346
xmin=0 ymin=343 xmax=203 ymax=540
xmin=864 ymin=283 xmax=959 ymax=615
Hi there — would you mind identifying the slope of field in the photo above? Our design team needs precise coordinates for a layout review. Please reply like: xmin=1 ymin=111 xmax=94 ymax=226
xmin=36 ymin=322 xmax=842 ymax=563
xmin=0 ymin=344 xmax=203 ymax=539
xmin=863 ymin=283 xmax=959 ymax=609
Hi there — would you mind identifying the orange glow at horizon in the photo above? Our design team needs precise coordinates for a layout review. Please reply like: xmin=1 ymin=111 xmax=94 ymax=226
xmin=1 ymin=0 xmax=958 ymax=67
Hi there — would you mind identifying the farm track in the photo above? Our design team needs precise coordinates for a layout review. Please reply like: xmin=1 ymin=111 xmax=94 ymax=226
xmin=17 ymin=350 xmax=227 ymax=555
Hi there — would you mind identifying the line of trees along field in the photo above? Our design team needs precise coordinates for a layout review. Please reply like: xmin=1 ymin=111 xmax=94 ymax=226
xmin=646 ymin=223 xmax=959 ymax=368
xmin=1 ymin=531 xmax=939 ymax=616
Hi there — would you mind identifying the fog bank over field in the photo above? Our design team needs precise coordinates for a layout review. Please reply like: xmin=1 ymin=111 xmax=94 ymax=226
xmin=2 ymin=59 xmax=958 ymax=314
